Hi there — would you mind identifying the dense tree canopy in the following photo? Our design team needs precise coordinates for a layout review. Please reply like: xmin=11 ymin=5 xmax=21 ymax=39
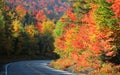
xmin=0 ymin=0 xmax=120 ymax=74
xmin=50 ymin=0 xmax=120 ymax=74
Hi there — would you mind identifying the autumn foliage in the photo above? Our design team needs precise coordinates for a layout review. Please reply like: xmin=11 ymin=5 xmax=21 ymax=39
xmin=66 ymin=11 xmax=76 ymax=22
xmin=15 ymin=4 xmax=26 ymax=19
xmin=1 ymin=0 xmax=120 ymax=74
xmin=111 ymin=0 xmax=120 ymax=18
xmin=0 ymin=0 xmax=60 ymax=59
xmin=51 ymin=0 xmax=120 ymax=74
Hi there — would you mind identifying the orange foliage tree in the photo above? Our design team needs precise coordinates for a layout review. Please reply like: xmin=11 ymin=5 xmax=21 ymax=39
xmin=35 ymin=10 xmax=47 ymax=34
xmin=15 ymin=4 xmax=26 ymax=19
xmin=111 ymin=0 xmax=120 ymax=18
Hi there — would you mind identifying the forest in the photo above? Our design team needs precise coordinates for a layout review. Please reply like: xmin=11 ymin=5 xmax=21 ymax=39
xmin=0 ymin=0 xmax=120 ymax=74
xmin=0 ymin=0 xmax=70 ymax=59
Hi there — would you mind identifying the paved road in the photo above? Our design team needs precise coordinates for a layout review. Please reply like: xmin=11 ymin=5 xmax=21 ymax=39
xmin=4 ymin=60 xmax=74 ymax=75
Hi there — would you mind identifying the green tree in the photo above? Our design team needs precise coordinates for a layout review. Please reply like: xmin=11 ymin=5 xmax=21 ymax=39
xmin=0 ymin=0 xmax=5 ymax=10
xmin=69 ymin=0 xmax=91 ymax=22
xmin=54 ymin=19 xmax=66 ymax=38
xmin=94 ymin=0 xmax=116 ymax=29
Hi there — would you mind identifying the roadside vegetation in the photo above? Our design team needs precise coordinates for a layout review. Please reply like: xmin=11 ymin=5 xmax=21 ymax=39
xmin=50 ymin=0 xmax=120 ymax=74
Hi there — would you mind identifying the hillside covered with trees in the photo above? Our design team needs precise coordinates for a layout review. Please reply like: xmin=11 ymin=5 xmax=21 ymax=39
xmin=0 ymin=0 xmax=71 ymax=60
xmin=0 ymin=0 xmax=120 ymax=74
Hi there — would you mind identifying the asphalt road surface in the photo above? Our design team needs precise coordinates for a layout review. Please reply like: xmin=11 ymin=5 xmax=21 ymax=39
xmin=4 ymin=60 xmax=75 ymax=75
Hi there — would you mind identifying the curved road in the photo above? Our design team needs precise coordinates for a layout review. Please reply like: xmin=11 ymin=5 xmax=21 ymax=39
xmin=5 ymin=60 xmax=75 ymax=75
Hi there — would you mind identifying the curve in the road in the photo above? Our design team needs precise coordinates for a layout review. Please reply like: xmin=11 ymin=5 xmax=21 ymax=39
xmin=5 ymin=60 xmax=75 ymax=75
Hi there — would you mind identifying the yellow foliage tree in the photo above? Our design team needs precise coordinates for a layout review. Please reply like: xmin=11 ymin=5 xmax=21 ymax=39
xmin=12 ymin=20 xmax=22 ymax=37
xmin=25 ymin=25 xmax=36 ymax=38
xmin=42 ymin=20 xmax=55 ymax=35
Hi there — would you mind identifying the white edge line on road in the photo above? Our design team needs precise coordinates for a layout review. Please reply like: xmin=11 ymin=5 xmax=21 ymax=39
xmin=39 ymin=63 xmax=74 ymax=74
xmin=5 ymin=63 xmax=10 ymax=75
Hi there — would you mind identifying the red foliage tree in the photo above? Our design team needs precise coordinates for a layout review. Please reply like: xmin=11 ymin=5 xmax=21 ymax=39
xmin=111 ymin=0 xmax=120 ymax=18
xmin=66 ymin=11 xmax=76 ymax=22
xmin=35 ymin=10 xmax=47 ymax=34
xmin=35 ymin=10 xmax=47 ymax=22
xmin=36 ymin=22 xmax=43 ymax=34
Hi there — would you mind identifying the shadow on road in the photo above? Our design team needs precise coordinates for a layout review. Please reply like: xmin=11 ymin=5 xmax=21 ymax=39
xmin=0 ymin=64 xmax=5 ymax=75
